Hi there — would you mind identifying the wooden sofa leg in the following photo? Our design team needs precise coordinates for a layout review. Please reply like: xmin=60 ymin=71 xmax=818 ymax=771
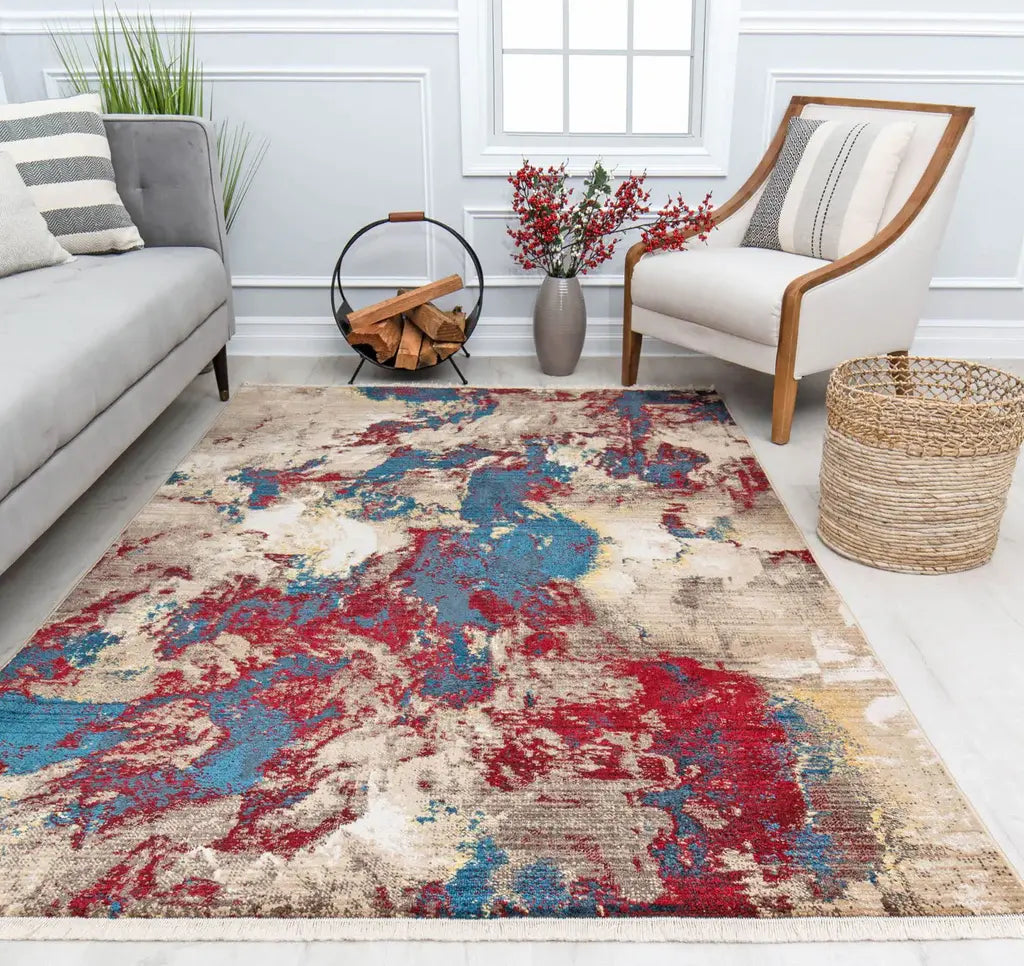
xmin=771 ymin=374 xmax=798 ymax=445
xmin=622 ymin=331 xmax=643 ymax=386
xmin=212 ymin=345 xmax=229 ymax=402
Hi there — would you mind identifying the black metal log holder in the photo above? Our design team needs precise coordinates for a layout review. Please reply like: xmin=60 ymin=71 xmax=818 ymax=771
xmin=331 ymin=211 xmax=484 ymax=385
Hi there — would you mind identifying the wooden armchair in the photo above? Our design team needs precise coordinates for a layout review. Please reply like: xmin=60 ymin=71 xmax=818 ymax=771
xmin=622 ymin=96 xmax=975 ymax=443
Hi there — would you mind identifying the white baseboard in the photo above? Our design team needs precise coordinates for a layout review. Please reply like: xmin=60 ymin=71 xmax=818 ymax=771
xmin=228 ymin=317 xmax=696 ymax=358
xmin=228 ymin=317 xmax=1024 ymax=361
xmin=910 ymin=320 xmax=1024 ymax=359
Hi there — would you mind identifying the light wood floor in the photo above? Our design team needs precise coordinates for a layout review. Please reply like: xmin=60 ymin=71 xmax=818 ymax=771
xmin=2 ymin=354 xmax=1023 ymax=965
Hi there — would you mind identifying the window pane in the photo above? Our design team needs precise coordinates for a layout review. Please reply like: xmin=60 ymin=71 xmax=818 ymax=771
xmin=502 ymin=54 xmax=564 ymax=133
xmin=632 ymin=56 xmax=691 ymax=133
xmin=502 ymin=0 xmax=562 ymax=50
xmin=633 ymin=0 xmax=693 ymax=51
xmin=568 ymin=55 xmax=626 ymax=133
xmin=567 ymin=0 xmax=628 ymax=51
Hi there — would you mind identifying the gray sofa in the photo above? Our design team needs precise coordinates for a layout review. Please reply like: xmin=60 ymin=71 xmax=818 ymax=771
xmin=0 ymin=115 xmax=234 ymax=575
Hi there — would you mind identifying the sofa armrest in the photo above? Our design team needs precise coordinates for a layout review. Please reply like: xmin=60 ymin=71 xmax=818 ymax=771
xmin=104 ymin=114 xmax=229 ymax=263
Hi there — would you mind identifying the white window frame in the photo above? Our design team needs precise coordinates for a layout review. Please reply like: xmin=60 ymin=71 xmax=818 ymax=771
xmin=458 ymin=0 xmax=739 ymax=177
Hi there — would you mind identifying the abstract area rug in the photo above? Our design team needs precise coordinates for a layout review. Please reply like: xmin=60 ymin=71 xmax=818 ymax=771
xmin=1 ymin=386 xmax=1022 ymax=943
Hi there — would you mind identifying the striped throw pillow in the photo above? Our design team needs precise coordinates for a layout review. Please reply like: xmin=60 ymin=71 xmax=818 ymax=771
xmin=0 ymin=92 xmax=143 ymax=254
xmin=742 ymin=117 xmax=915 ymax=261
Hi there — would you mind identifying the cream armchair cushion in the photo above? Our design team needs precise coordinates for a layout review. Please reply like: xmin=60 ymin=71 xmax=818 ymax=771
xmin=631 ymin=248 xmax=827 ymax=347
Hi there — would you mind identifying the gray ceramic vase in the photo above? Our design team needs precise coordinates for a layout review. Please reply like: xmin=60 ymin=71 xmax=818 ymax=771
xmin=532 ymin=275 xmax=587 ymax=376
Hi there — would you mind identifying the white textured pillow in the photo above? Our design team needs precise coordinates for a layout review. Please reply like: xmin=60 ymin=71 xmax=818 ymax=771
xmin=742 ymin=117 xmax=915 ymax=260
xmin=0 ymin=92 xmax=143 ymax=254
xmin=0 ymin=150 xmax=73 ymax=279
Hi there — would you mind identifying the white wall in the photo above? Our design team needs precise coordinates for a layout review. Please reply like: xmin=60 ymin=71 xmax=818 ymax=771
xmin=1 ymin=2 xmax=1022 ymax=358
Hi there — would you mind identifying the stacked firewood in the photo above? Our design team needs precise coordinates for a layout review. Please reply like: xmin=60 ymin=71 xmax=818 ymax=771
xmin=344 ymin=273 xmax=467 ymax=370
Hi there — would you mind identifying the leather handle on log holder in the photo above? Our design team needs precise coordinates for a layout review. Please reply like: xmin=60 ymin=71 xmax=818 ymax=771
xmin=388 ymin=211 xmax=425 ymax=222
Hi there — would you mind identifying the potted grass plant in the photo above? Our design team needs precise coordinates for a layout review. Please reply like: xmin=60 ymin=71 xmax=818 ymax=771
xmin=51 ymin=8 xmax=267 ymax=231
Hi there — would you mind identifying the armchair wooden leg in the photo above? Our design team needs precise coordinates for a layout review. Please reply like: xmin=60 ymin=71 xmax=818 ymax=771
xmin=888 ymin=349 xmax=911 ymax=396
xmin=212 ymin=345 xmax=229 ymax=402
xmin=771 ymin=373 xmax=798 ymax=445
xmin=621 ymin=242 xmax=645 ymax=387
xmin=622 ymin=331 xmax=643 ymax=386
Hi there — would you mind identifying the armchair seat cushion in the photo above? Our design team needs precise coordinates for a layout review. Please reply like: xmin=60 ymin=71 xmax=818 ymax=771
xmin=631 ymin=247 xmax=828 ymax=346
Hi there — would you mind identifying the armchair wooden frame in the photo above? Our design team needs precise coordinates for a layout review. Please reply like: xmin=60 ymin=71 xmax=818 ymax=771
xmin=621 ymin=95 xmax=975 ymax=444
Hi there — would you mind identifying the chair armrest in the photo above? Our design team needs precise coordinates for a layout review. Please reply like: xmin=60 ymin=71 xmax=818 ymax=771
xmin=104 ymin=115 xmax=229 ymax=263
xmin=791 ymin=228 xmax=940 ymax=377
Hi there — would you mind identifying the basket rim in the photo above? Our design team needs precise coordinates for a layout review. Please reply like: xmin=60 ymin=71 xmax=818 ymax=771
xmin=831 ymin=354 xmax=1024 ymax=411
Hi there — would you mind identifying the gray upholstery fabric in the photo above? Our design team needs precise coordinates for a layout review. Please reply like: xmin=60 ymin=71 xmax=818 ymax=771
xmin=0 ymin=113 xmax=236 ymax=577
xmin=104 ymin=116 xmax=226 ymax=258
xmin=0 ymin=248 xmax=228 ymax=502
xmin=0 ymin=308 xmax=230 ymax=576
xmin=104 ymin=115 xmax=234 ymax=333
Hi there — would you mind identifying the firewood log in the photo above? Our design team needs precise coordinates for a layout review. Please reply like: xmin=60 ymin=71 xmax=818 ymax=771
xmin=408 ymin=301 xmax=466 ymax=343
xmin=433 ymin=342 xmax=462 ymax=361
xmin=417 ymin=338 xmax=439 ymax=368
xmin=395 ymin=319 xmax=424 ymax=369
xmin=346 ymin=274 xmax=463 ymax=329
xmin=346 ymin=315 xmax=402 ymax=362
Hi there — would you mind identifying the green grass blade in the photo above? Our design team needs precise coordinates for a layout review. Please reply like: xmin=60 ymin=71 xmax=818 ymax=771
xmin=218 ymin=121 xmax=269 ymax=232
xmin=49 ymin=4 xmax=267 ymax=229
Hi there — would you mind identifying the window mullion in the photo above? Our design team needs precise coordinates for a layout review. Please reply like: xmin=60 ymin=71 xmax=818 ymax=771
xmin=625 ymin=0 xmax=635 ymax=135
xmin=689 ymin=0 xmax=703 ymax=137
xmin=562 ymin=0 xmax=570 ymax=135
xmin=493 ymin=0 xmax=503 ymax=137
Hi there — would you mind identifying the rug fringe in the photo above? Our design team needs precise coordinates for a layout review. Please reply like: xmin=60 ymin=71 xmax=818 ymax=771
xmin=2 ymin=914 xmax=1023 ymax=943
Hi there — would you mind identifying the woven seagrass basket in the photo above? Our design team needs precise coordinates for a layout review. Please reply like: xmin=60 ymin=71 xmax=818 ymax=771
xmin=818 ymin=355 xmax=1024 ymax=574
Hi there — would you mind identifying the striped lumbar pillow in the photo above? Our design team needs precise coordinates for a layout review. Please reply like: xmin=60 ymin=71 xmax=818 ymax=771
xmin=741 ymin=117 xmax=915 ymax=261
xmin=0 ymin=92 xmax=143 ymax=254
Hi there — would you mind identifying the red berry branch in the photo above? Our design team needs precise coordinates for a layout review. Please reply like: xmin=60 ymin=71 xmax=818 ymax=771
xmin=507 ymin=160 xmax=715 ymax=278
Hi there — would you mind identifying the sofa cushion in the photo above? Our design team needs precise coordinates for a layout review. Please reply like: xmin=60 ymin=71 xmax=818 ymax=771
xmin=630 ymin=246 xmax=828 ymax=346
xmin=0 ymin=247 xmax=227 ymax=501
